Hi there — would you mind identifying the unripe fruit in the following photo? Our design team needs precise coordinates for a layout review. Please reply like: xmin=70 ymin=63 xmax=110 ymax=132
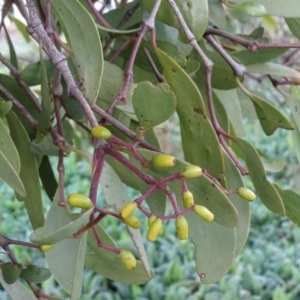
xmin=151 ymin=154 xmax=176 ymax=168
xmin=91 ymin=126 xmax=112 ymax=140
xmin=175 ymin=215 xmax=189 ymax=240
xmin=237 ymin=187 xmax=256 ymax=202
xmin=120 ymin=250 xmax=136 ymax=270
xmin=41 ymin=244 xmax=57 ymax=252
xmin=147 ymin=217 xmax=163 ymax=242
xmin=194 ymin=205 xmax=214 ymax=222
xmin=148 ymin=215 xmax=163 ymax=236
xmin=181 ymin=165 xmax=202 ymax=178
xmin=123 ymin=215 xmax=141 ymax=229
xmin=119 ymin=201 xmax=137 ymax=219
xmin=67 ymin=193 xmax=93 ymax=209
xmin=182 ymin=191 xmax=194 ymax=209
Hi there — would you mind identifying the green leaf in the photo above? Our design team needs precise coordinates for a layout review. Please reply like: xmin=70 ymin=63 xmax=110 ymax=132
xmin=237 ymin=81 xmax=293 ymax=135
xmin=285 ymin=18 xmax=300 ymax=40
xmin=291 ymin=114 xmax=300 ymax=164
xmin=39 ymin=156 xmax=58 ymax=201
xmin=287 ymin=86 xmax=300 ymax=130
xmin=0 ymin=99 xmax=12 ymax=118
xmin=192 ymin=222 xmax=236 ymax=284
xmin=0 ymin=75 xmax=40 ymax=139
xmin=4 ymin=24 xmax=18 ymax=70
xmin=20 ymin=265 xmax=51 ymax=283
xmin=214 ymin=89 xmax=245 ymax=137
xmin=21 ymin=59 xmax=55 ymax=86
xmin=232 ymin=48 xmax=287 ymax=66
xmin=155 ymin=47 xmax=225 ymax=179
xmin=234 ymin=0 xmax=300 ymax=17
xmin=35 ymin=44 xmax=52 ymax=143
xmin=274 ymin=186 xmax=300 ymax=226
xmin=141 ymin=0 xmax=208 ymax=42
xmin=49 ymin=0 xmax=103 ymax=105
xmin=235 ymin=137 xmax=285 ymax=216
xmin=0 ymin=150 xmax=25 ymax=196
xmin=45 ymin=234 xmax=87 ymax=298
xmin=208 ymin=0 xmax=226 ymax=29
xmin=0 ymin=117 xmax=20 ymax=173
xmin=246 ymin=63 xmax=300 ymax=78
xmin=97 ymin=61 xmax=135 ymax=106
xmin=263 ymin=158 xmax=285 ymax=173
xmin=30 ymin=191 xmax=93 ymax=245
xmin=132 ymin=82 xmax=176 ymax=130
xmin=8 ymin=13 xmax=30 ymax=42
xmin=0 ymin=269 xmax=36 ymax=300
xmin=198 ymin=50 xmax=240 ymax=91
xmin=229 ymin=2 xmax=267 ymax=16
xmin=0 ymin=263 xmax=22 ymax=284
xmin=7 ymin=112 xmax=45 ymax=229
xmin=85 ymin=252 xmax=154 ymax=285
xmin=224 ymin=154 xmax=250 ymax=256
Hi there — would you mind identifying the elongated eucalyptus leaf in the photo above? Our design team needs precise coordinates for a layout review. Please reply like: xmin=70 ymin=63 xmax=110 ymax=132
xmin=235 ymin=137 xmax=285 ymax=215
xmin=193 ymin=221 xmax=236 ymax=284
xmin=100 ymin=162 xmax=152 ymax=275
xmin=232 ymin=48 xmax=287 ymax=66
xmin=7 ymin=112 xmax=45 ymax=229
xmin=141 ymin=0 xmax=208 ymax=42
xmin=0 ymin=270 xmax=36 ymax=300
xmin=208 ymin=0 xmax=226 ymax=29
xmin=224 ymin=154 xmax=250 ymax=256
xmin=85 ymin=253 xmax=154 ymax=285
xmin=4 ymin=24 xmax=18 ymax=70
xmin=214 ymin=89 xmax=245 ymax=137
xmin=0 ymin=150 xmax=25 ymax=196
xmin=45 ymin=234 xmax=87 ymax=298
xmin=285 ymin=18 xmax=300 ymax=40
xmin=0 ymin=117 xmax=20 ymax=173
xmin=49 ymin=0 xmax=103 ymax=105
xmin=35 ymin=44 xmax=51 ymax=143
xmin=246 ymin=63 xmax=300 ymax=79
xmin=132 ymin=82 xmax=176 ymax=130
xmin=274 ymin=185 xmax=300 ymax=226
xmin=155 ymin=48 xmax=225 ymax=180
xmin=39 ymin=156 xmax=57 ymax=201
xmin=230 ymin=2 xmax=267 ymax=16
xmin=0 ymin=75 xmax=39 ymax=139
xmin=234 ymin=0 xmax=300 ymax=17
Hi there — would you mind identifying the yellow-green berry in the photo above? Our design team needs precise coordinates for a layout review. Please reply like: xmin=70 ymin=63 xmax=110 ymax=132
xmin=147 ymin=217 xmax=163 ymax=242
xmin=123 ymin=215 xmax=141 ymax=229
xmin=151 ymin=154 xmax=176 ymax=168
xmin=120 ymin=250 xmax=136 ymax=270
xmin=194 ymin=205 xmax=214 ymax=222
xmin=237 ymin=187 xmax=256 ymax=202
xmin=91 ymin=126 xmax=112 ymax=140
xmin=181 ymin=165 xmax=202 ymax=178
xmin=182 ymin=191 xmax=194 ymax=209
xmin=175 ymin=215 xmax=189 ymax=240
xmin=119 ymin=201 xmax=137 ymax=219
xmin=41 ymin=244 xmax=57 ymax=252
xmin=67 ymin=193 xmax=93 ymax=209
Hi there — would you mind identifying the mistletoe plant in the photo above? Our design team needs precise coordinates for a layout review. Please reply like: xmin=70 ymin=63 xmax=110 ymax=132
xmin=1 ymin=0 xmax=300 ymax=299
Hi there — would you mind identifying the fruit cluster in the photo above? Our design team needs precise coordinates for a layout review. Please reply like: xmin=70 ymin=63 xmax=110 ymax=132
xmin=41 ymin=127 xmax=256 ymax=271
